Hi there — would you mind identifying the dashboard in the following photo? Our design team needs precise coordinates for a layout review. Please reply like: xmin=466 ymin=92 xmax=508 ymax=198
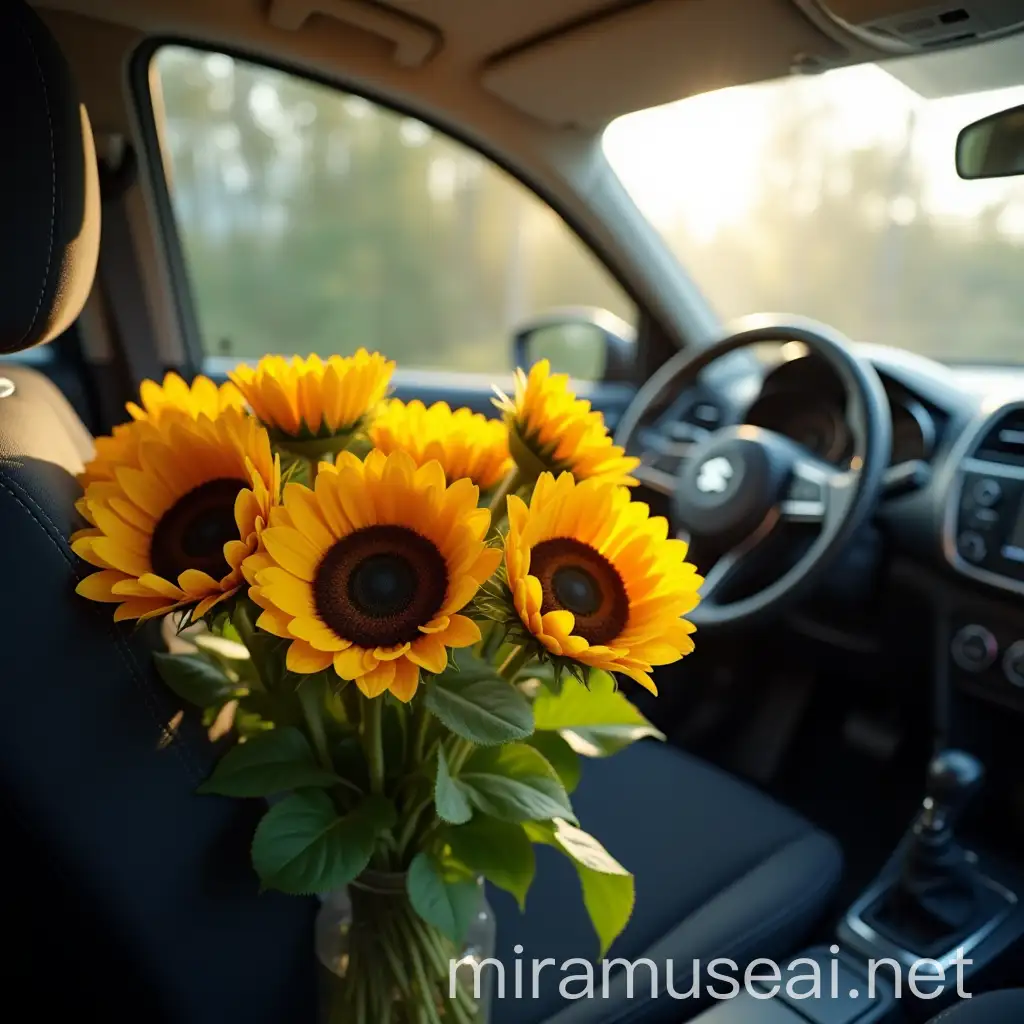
xmin=638 ymin=339 xmax=1024 ymax=606
xmin=743 ymin=351 xmax=940 ymax=468
xmin=634 ymin=337 xmax=1024 ymax=708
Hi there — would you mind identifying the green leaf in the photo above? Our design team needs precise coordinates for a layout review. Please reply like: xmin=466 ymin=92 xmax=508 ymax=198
xmin=526 ymin=732 xmax=581 ymax=793
xmin=198 ymin=726 xmax=341 ymax=797
xmin=533 ymin=671 xmax=664 ymax=757
xmin=153 ymin=651 xmax=240 ymax=708
xmin=578 ymin=866 xmax=635 ymax=959
xmin=435 ymin=748 xmax=472 ymax=825
xmin=445 ymin=818 xmax=535 ymax=910
xmin=194 ymin=633 xmax=251 ymax=661
xmin=526 ymin=818 xmax=634 ymax=958
xmin=406 ymin=852 xmax=480 ymax=943
xmin=425 ymin=655 xmax=534 ymax=746
xmin=459 ymin=744 xmax=576 ymax=824
xmin=252 ymin=791 xmax=396 ymax=896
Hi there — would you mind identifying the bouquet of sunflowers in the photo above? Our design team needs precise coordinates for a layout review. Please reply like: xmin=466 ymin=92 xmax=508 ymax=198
xmin=71 ymin=351 xmax=701 ymax=1023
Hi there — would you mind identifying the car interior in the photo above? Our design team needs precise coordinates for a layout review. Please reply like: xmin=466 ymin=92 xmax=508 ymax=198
xmin=4 ymin=0 xmax=1024 ymax=1022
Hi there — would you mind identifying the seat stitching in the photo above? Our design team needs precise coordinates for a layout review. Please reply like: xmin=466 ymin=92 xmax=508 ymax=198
xmin=600 ymin=833 xmax=842 ymax=1024
xmin=0 ymin=470 xmax=203 ymax=783
xmin=12 ymin=12 xmax=57 ymax=349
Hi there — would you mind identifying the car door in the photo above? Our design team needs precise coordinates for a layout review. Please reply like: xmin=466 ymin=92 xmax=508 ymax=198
xmin=136 ymin=45 xmax=646 ymax=430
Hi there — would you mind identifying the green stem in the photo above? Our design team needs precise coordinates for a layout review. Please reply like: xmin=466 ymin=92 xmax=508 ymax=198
xmin=364 ymin=696 xmax=386 ymax=796
xmin=449 ymin=740 xmax=474 ymax=775
xmin=396 ymin=796 xmax=432 ymax=859
xmin=407 ymin=915 xmax=476 ymax=1022
xmin=499 ymin=644 xmax=531 ymax=683
xmin=399 ymin=915 xmax=445 ymax=1024
xmin=410 ymin=700 xmax=431 ymax=769
xmin=298 ymin=680 xmax=334 ymax=774
xmin=306 ymin=456 xmax=320 ymax=487
xmin=485 ymin=466 xmax=524 ymax=538
xmin=232 ymin=601 xmax=267 ymax=691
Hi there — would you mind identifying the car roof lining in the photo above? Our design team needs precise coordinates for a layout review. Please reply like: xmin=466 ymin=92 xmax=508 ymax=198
xmin=39 ymin=0 xmax=854 ymax=130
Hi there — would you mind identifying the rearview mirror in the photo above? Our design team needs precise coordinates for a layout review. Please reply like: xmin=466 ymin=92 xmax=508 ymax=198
xmin=512 ymin=307 xmax=636 ymax=382
xmin=956 ymin=103 xmax=1024 ymax=180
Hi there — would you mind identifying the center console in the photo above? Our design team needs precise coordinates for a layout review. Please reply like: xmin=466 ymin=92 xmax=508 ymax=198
xmin=690 ymin=750 xmax=1022 ymax=1024
xmin=943 ymin=401 xmax=1024 ymax=597
xmin=839 ymin=751 xmax=1018 ymax=971
xmin=939 ymin=400 xmax=1024 ymax=720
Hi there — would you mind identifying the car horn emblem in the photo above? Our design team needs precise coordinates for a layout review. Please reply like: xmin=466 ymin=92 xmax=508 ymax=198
xmin=696 ymin=456 xmax=734 ymax=495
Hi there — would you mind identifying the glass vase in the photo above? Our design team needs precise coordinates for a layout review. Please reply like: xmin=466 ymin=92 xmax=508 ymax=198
xmin=316 ymin=871 xmax=496 ymax=1023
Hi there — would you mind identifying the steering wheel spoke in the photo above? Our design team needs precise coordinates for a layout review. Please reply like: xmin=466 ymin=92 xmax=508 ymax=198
xmin=780 ymin=457 xmax=855 ymax=526
xmin=633 ymin=428 xmax=698 ymax=495
xmin=698 ymin=510 xmax=780 ymax=605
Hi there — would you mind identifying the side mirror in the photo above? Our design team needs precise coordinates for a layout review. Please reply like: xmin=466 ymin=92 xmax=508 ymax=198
xmin=956 ymin=103 xmax=1024 ymax=180
xmin=512 ymin=307 xmax=636 ymax=383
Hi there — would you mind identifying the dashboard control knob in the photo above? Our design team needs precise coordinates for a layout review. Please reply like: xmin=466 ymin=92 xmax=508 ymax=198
xmin=1002 ymin=641 xmax=1024 ymax=688
xmin=957 ymin=531 xmax=987 ymax=563
xmin=973 ymin=478 xmax=1002 ymax=507
xmin=951 ymin=625 xmax=998 ymax=673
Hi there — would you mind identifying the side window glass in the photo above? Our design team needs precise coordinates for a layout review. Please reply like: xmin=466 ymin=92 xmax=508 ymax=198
xmin=150 ymin=46 xmax=637 ymax=380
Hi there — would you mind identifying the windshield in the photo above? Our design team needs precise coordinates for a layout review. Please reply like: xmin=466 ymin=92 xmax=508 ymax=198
xmin=604 ymin=44 xmax=1024 ymax=363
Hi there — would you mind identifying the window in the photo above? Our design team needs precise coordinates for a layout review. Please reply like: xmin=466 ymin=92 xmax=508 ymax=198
xmin=604 ymin=38 xmax=1024 ymax=364
xmin=149 ymin=46 xmax=635 ymax=380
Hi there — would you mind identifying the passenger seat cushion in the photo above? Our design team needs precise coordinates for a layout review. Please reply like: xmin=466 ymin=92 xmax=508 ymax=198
xmin=0 ymin=0 xmax=100 ymax=353
xmin=490 ymin=741 xmax=843 ymax=1024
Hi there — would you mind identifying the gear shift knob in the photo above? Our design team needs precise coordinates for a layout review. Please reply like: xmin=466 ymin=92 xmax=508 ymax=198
xmin=922 ymin=749 xmax=984 ymax=833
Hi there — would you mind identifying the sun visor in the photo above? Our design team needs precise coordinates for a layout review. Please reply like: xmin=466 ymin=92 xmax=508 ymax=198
xmin=480 ymin=0 xmax=848 ymax=128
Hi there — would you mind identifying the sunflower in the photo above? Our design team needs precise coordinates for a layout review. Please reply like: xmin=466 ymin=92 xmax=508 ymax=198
xmin=501 ymin=471 xmax=701 ymax=693
xmin=243 ymin=448 xmax=503 ymax=702
xmin=79 ymin=372 xmax=245 ymax=487
xmin=368 ymin=399 xmax=513 ymax=490
xmin=228 ymin=350 xmax=394 ymax=449
xmin=72 ymin=409 xmax=279 ymax=622
xmin=493 ymin=360 xmax=639 ymax=486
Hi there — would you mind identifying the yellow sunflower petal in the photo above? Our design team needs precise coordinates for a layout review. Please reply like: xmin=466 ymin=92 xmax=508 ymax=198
xmin=407 ymin=634 xmax=449 ymax=675
xmin=333 ymin=646 xmax=370 ymax=680
xmin=389 ymin=658 xmax=420 ymax=702
xmin=356 ymin=660 xmax=396 ymax=698
xmin=113 ymin=597 xmax=176 ymax=622
xmin=435 ymin=615 xmax=481 ymax=649
xmin=286 ymin=640 xmax=334 ymax=674
xmin=261 ymin=527 xmax=322 ymax=583
xmin=76 ymin=569 xmax=132 ymax=602
xmin=288 ymin=616 xmax=352 ymax=652
xmin=256 ymin=607 xmax=294 ymax=639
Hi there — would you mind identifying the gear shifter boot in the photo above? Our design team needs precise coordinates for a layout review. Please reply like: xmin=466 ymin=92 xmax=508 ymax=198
xmin=858 ymin=751 xmax=1009 ymax=957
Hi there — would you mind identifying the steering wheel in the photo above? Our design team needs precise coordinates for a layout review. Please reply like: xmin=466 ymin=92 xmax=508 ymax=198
xmin=614 ymin=316 xmax=891 ymax=629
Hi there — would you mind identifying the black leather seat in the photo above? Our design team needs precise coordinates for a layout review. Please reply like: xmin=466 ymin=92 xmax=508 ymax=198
xmin=0 ymin=4 xmax=841 ymax=1022
xmin=0 ymin=4 xmax=315 ymax=1021
xmin=492 ymin=741 xmax=841 ymax=1024
xmin=928 ymin=990 xmax=1024 ymax=1023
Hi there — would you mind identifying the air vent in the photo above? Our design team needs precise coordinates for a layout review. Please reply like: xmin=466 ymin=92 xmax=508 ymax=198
xmin=975 ymin=408 xmax=1024 ymax=464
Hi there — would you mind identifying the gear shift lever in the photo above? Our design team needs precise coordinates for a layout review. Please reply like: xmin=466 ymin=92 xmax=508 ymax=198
xmin=844 ymin=749 xmax=1015 ymax=966
xmin=868 ymin=750 xmax=993 ymax=953
xmin=910 ymin=750 xmax=985 ymax=869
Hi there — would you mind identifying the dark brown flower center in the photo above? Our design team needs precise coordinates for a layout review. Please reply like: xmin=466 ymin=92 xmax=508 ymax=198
xmin=150 ymin=478 xmax=245 ymax=583
xmin=313 ymin=525 xmax=448 ymax=648
xmin=532 ymin=537 xmax=628 ymax=646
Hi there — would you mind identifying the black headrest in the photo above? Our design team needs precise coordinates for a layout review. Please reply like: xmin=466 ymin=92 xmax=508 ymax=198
xmin=0 ymin=1 xmax=100 ymax=355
